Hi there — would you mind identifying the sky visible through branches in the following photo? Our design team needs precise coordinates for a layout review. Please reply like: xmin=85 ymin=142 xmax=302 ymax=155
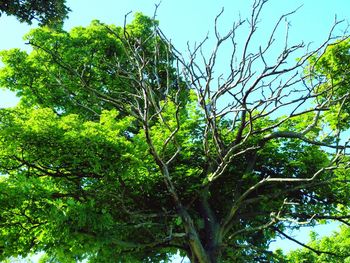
xmin=0 ymin=0 xmax=349 ymax=261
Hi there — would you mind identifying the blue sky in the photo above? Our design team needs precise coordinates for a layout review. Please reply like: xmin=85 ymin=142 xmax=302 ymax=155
xmin=0 ymin=0 xmax=349 ymax=258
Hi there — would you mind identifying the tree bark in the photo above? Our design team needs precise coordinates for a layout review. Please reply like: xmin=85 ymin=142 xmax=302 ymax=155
xmin=179 ymin=207 xmax=212 ymax=263
xmin=181 ymin=188 xmax=224 ymax=262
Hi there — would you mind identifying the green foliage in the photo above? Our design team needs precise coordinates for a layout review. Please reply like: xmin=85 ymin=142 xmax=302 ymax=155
xmin=287 ymin=226 xmax=350 ymax=262
xmin=0 ymin=0 xmax=69 ymax=26
xmin=308 ymin=39 xmax=350 ymax=130
xmin=0 ymin=14 xmax=177 ymax=120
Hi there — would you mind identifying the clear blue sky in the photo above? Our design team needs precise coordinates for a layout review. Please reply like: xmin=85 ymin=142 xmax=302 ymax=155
xmin=0 ymin=0 xmax=349 ymax=258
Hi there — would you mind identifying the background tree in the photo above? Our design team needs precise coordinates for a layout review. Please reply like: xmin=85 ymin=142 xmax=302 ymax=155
xmin=0 ymin=0 xmax=69 ymax=26
xmin=0 ymin=1 xmax=349 ymax=262
xmin=287 ymin=226 xmax=350 ymax=262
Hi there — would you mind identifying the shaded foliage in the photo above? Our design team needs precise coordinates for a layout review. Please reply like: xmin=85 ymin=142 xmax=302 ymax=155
xmin=0 ymin=0 xmax=69 ymax=26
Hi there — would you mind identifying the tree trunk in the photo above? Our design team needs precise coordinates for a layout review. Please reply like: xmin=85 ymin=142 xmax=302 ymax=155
xmin=207 ymin=246 xmax=221 ymax=263
xmin=187 ymin=243 xmax=222 ymax=263
xmin=184 ymin=189 xmax=224 ymax=263
xmin=180 ymin=208 xmax=212 ymax=263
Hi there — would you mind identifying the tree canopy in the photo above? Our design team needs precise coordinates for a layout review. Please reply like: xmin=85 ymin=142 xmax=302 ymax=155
xmin=0 ymin=1 xmax=350 ymax=262
xmin=0 ymin=0 xmax=69 ymax=26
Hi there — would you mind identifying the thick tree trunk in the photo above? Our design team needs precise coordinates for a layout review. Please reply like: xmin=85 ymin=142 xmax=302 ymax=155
xmin=187 ymin=189 xmax=223 ymax=263
xmin=180 ymin=207 xmax=212 ymax=263
xmin=207 ymin=245 xmax=222 ymax=263
xmin=187 ymin=243 xmax=222 ymax=263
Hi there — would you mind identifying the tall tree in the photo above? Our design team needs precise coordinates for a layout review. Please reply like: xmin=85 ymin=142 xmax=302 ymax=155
xmin=0 ymin=0 xmax=69 ymax=25
xmin=0 ymin=1 xmax=349 ymax=262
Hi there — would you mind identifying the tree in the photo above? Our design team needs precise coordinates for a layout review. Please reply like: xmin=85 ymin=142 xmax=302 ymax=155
xmin=0 ymin=0 xmax=69 ymax=26
xmin=287 ymin=226 xmax=350 ymax=262
xmin=0 ymin=1 xmax=349 ymax=262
